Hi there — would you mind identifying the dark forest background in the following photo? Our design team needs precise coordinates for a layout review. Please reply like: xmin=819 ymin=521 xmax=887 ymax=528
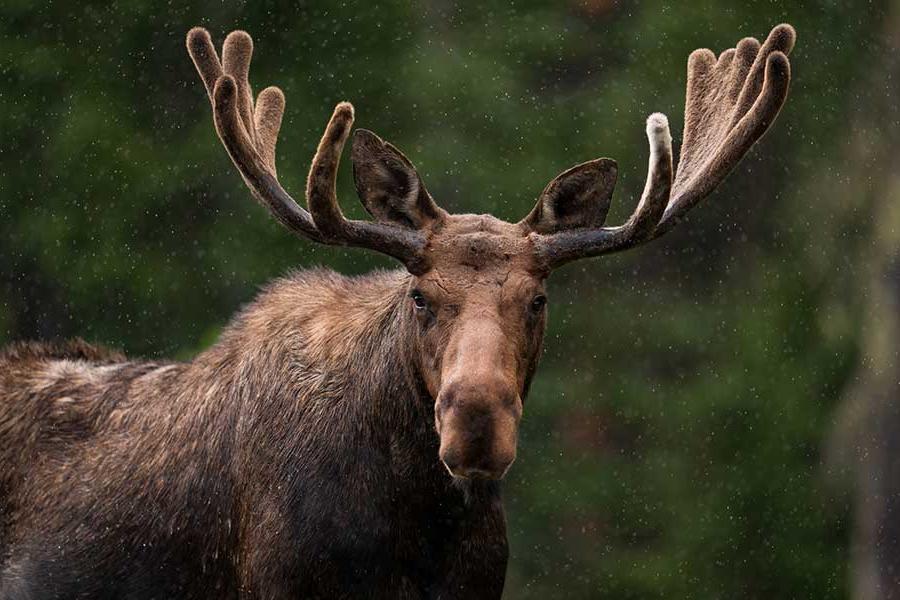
xmin=2 ymin=1 xmax=896 ymax=597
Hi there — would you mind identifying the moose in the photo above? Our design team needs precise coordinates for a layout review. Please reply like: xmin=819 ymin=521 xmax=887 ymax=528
xmin=0 ymin=23 xmax=794 ymax=599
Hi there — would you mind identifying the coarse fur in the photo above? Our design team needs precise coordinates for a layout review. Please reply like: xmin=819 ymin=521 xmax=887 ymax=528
xmin=0 ymin=269 xmax=507 ymax=598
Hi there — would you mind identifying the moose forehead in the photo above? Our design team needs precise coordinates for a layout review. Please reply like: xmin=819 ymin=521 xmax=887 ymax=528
xmin=423 ymin=213 xmax=539 ymax=281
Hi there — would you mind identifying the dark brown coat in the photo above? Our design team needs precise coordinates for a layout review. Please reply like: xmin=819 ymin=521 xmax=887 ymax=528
xmin=0 ymin=270 xmax=507 ymax=598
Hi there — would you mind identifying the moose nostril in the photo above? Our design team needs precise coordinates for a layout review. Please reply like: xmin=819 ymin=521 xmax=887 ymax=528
xmin=438 ymin=381 xmax=520 ymax=419
xmin=440 ymin=448 xmax=462 ymax=475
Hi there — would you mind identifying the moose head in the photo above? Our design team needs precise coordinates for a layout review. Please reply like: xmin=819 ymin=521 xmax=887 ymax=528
xmin=187 ymin=25 xmax=794 ymax=480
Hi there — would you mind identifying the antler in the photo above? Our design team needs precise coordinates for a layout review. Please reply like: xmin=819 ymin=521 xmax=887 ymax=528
xmin=186 ymin=28 xmax=428 ymax=270
xmin=533 ymin=24 xmax=795 ymax=267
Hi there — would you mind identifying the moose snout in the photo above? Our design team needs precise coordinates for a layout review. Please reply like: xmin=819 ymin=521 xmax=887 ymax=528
xmin=436 ymin=380 xmax=522 ymax=480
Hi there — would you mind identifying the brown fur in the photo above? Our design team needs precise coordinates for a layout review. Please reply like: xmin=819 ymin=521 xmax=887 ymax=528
xmin=0 ymin=269 xmax=516 ymax=598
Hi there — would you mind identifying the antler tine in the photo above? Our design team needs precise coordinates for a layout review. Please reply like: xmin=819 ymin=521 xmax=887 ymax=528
xmin=186 ymin=28 xmax=428 ymax=269
xmin=186 ymin=27 xmax=222 ymax=103
xmin=221 ymin=32 xmax=259 ymax=148
xmin=254 ymin=87 xmax=285 ymax=175
xmin=305 ymin=104 xmax=429 ymax=270
xmin=618 ymin=113 xmax=674 ymax=245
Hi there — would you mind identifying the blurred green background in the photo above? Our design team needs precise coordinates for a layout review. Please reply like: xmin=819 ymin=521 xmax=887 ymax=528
xmin=1 ymin=1 xmax=894 ymax=597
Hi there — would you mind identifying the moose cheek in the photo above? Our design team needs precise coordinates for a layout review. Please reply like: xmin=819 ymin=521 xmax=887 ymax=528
xmin=417 ymin=337 xmax=444 ymax=398
xmin=415 ymin=309 xmax=436 ymax=329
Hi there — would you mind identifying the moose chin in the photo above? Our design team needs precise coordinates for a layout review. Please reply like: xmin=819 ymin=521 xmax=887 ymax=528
xmin=0 ymin=23 xmax=795 ymax=599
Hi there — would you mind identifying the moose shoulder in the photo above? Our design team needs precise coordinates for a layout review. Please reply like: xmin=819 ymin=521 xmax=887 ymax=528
xmin=0 ymin=24 xmax=795 ymax=599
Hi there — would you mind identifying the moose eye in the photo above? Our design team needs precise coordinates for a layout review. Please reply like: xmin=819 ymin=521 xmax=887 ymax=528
xmin=530 ymin=295 xmax=547 ymax=313
xmin=411 ymin=290 xmax=427 ymax=310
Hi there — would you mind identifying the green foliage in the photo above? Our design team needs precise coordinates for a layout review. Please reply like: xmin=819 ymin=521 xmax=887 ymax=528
xmin=0 ymin=1 xmax=885 ymax=596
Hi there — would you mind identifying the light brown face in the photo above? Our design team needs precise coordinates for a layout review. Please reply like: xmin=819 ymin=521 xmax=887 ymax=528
xmin=345 ymin=130 xmax=623 ymax=481
xmin=407 ymin=214 xmax=548 ymax=480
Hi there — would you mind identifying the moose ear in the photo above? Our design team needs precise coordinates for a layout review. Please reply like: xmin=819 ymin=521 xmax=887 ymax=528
xmin=521 ymin=158 xmax=618 ymax=234
xmin=351 ymin=130 xmax=443 ymax=229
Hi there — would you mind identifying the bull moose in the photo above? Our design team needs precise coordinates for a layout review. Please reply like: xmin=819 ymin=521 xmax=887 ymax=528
xmin=0 ymin=23 xmax=795 ymax=599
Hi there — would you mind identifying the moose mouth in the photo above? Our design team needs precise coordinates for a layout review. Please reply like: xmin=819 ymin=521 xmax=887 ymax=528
xmin=441 ymin=459 xmax=513 ymax=481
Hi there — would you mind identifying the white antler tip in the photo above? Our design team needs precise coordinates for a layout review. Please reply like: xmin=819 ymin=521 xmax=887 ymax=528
xmin=646 ymin=113 xmax=672 ymax=152
xmin=646 ymin=112 xmax=669 ymax=134
xmin=335 ymin=101 xmax=355 ymax=119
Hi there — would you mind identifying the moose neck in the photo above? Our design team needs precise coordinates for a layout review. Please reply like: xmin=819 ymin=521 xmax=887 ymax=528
xmin=195 ymin=268 xmax=442 ymax=483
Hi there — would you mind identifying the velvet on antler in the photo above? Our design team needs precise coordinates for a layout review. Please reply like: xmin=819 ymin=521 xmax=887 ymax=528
xmin=529 ymin=24 xmax=795 ymax=267
xmin=186 ymin=28 xmax=430 ymax=271
xmin=188 ymin=24 xmax=795 ymax=275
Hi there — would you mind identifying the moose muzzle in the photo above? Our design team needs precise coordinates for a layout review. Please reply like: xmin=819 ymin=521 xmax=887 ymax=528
xmin=436 ymin=377 xmax=522 ymax=480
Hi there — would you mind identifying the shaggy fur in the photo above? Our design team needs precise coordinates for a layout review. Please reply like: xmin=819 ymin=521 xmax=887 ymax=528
xmin=0 ymin=270 xmax=508 ymax=598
